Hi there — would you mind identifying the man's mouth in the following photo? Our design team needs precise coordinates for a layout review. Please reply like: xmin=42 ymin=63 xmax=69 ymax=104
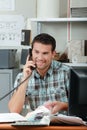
xmin=36 ymin=61 xmax=45 ymax=66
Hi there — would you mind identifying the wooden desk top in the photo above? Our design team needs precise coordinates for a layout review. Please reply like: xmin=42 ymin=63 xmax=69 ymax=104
xmin=0 ymin=124 xmax=87 ymax=130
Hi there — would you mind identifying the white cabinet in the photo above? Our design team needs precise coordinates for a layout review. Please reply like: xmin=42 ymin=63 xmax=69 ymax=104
xmin=37 ymin=0 xmax=67 ymax=18
xmin=0 ymin=69 xmax=19 ymax=112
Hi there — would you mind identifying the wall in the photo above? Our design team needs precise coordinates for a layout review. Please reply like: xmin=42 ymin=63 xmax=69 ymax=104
xmin=0 ymin=0 xmax=68 ymax=53
xmin=0 ymin=0 xmax=37 ymax=19
xmin=0 ymin=0 xmax=37 ymax=66
xmin=32 ymin=22 xmax=68 ymax=53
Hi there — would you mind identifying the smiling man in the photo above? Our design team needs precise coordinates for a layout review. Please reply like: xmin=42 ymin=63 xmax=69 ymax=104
xmin=8 ymin=33 xmax=70 ymax=115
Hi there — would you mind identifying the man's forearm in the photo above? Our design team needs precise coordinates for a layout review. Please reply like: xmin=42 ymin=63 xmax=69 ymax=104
xmin=8 ymin=79 xmax=28 ymax=113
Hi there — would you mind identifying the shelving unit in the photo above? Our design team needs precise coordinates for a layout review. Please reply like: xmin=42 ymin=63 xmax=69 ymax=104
xmin=31 ymin=17 xmax=87 ymax=22
xmin=30 ymin=17 xmax=87 ymax=66
xmin=0 ymin=45 xmax=30 ymax=50
xmin=63 ymin=63 xmax=87 ymax=68
xmin=30 ymin=17 xmax=87 ymax=33
xmin=30 ymin=17 xmax=87 ymax=53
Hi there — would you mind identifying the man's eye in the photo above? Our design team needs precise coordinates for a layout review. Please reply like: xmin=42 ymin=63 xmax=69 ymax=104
xmin=35 ymin=51 xmax=39 ymax=54
xmin=44 ymin=53 xmax=48 ymax=55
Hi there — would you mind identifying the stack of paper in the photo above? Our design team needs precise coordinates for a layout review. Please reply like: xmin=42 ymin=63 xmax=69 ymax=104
xmin=0 ymin=113 xmax=27 ymax=123
xmin=0 ymin=108 xmax=87 ymax=126
xmin=50 ymin=114 xmax=87 ymax=126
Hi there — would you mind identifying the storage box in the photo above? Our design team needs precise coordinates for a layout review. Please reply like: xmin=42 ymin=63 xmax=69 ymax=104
xmin=0 ymin=50 xmax=16 ymax=68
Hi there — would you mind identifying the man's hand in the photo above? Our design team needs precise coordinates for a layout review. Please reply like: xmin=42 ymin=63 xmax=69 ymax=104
xmin=23 ymin=55 xmax=36 ymax=79
xmin=44 ymin=101 xmax=68 ymax=114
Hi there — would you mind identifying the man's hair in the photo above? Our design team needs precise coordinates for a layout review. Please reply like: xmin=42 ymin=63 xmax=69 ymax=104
xmin=31 ymin=33 xmax=56 ymax=51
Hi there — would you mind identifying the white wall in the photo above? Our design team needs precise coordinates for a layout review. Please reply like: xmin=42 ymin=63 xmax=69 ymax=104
xmin=0 ymin=0 xmax=68 ymax=53
xmin=31 ymin=22 xmax=68 ymax=53
xmin=0 ymin=0 xmax=37 ymax=19
xmin=0 ymin=0 xmax=37 ymax=66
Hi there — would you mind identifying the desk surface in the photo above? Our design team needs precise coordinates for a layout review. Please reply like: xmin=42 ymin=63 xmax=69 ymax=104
xmin=0 ymin=124 xmax=87 ymax=130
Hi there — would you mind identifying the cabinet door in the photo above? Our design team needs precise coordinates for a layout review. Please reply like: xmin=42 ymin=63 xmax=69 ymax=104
xmin=0 ymin=72 xmax=11 ymax=112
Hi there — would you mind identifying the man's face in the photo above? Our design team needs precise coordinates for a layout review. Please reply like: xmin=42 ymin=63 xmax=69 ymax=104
xmin=32 ymin=42 xmax=55 ymax=70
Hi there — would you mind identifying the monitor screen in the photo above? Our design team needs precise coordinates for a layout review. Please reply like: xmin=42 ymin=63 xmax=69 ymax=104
xmin=68 ymin=67 xmax=87 ymax=121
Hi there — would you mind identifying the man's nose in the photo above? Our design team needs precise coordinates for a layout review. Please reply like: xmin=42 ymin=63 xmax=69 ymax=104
xmin=38 ymin=54 xmax=43 ymax=60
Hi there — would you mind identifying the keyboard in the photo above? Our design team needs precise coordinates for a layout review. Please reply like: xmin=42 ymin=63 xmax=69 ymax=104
xmin=11 ymin=121 xmax=48 ymax=126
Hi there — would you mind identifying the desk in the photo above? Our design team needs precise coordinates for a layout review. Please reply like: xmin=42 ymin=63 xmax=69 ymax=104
xmin=0 ymin=124 xmax=87 ymax=130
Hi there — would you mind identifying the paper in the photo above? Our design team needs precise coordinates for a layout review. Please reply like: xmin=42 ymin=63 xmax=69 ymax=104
xmin=25 ymin=106 xmax=87 ymax=126
xmin=50 ymin=114 xmax=87 ymax=126
xmin=26 ymin=106 xmax=86 ymax=125
xmin=0 ymin=15 xmax=24 ymax=46
xmin=1 ymin=107 xmax=86 ymax=126
xmin=25 ymin=106 xmax=50 ymax=125
xmin=0 ymin=113 xmax=27 ymax=123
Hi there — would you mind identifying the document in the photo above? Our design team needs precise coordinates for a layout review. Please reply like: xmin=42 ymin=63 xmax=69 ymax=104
xmin=0 ymin=113 xmax=27 ymax=123
xmin=50 ymin=114 xmax=87 ymax=126
xmin=25 ymin=106 xmax=87 ymax=126
xmin=0 ymin=107 xmax=86 ymax=126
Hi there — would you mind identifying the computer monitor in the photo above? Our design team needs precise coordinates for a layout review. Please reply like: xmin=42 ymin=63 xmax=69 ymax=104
xmin=68 ymin=67 xmax=87 ymax=121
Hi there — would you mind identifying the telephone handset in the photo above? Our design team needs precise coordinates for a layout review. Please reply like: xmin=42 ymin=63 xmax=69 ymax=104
xmin=28 ymin=48 xmax=36 ymax=70
xmin=28 ymin=48 xmax=32 ymax=60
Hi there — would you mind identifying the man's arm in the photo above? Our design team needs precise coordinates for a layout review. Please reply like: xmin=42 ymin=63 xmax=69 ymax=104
xmin=8 ymin=55 xmax=35 ymax=113
xmin=8 ymin=77 xmax=29 ymax=113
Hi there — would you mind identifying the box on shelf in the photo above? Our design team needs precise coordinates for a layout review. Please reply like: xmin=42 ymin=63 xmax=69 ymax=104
xmin=0 ymin=50 xmax=16 ymax=68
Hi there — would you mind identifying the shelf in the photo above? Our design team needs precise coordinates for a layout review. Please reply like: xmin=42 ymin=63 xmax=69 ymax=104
xmin=30 ymin=17 xmax=87 ymax=22
xmin=0 ymin=45 xmax=30 ymax=50
xmin=30 ymin=17 xmax=87 ymax=54
xmin=63 ymin=63 xmax=87 ymax=68
xmin=30 ymin=17 xmax=87 ymax=34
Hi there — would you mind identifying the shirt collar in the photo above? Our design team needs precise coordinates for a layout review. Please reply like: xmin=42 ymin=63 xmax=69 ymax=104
xmin=34 ymin=63 xmax=54 ymax=79
xmin=34 ymin=60 xmax=61 ymax=79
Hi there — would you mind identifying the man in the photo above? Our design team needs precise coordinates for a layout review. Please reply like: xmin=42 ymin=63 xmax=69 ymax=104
xmin=8 ymin=33 xmax=70 ymax=115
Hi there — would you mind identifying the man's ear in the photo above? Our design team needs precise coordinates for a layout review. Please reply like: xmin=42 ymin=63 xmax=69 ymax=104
xmin=52 ymin=50 xmax=56 ymax=58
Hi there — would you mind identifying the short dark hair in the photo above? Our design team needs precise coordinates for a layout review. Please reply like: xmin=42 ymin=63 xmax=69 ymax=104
xmin=31 ymin=33 xmax=56 ymax=51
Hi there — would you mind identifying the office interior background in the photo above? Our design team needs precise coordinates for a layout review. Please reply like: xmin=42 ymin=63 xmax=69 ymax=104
xmin=0 ymin=0 xmax=87 ymax=62
xmin=0 ymin=0 xmax=87 ymax=113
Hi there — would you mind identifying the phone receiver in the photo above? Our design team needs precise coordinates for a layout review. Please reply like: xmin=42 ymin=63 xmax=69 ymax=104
xmin=28 ymin=48 xmax=32 ymax=60
xmin=28 ymin=48 xmax=36 ymax=70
